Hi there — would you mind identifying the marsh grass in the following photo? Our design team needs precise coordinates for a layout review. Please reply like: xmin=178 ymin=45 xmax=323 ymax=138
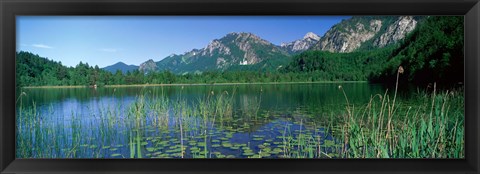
xmin=333 ymin=67 xmax=464 ymax=158
xmin=336 ymin=86 xmax=464 ymax=158
xmin=16 ymin=81 xmax=464 ymax=158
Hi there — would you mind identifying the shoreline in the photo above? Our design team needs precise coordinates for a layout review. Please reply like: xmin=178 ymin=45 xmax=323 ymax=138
xmin=22 ymin=85 xmax=88 ymax=89
xmin=22 ymin=81 xmax=368 ymax=89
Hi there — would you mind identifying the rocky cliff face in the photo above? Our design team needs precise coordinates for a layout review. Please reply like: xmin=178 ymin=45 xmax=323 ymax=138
xmin=373 ymin=16 xmax=418 ymax=47
xmin=139 ymin=59 xmax=157 ymax=73
xmin=312 ymin=16 xmax=420 ymax=53
xmin=281 ymin=32 xmax=320 ymax=53
xmin=154 ymin=32 xmax=290 ymax=74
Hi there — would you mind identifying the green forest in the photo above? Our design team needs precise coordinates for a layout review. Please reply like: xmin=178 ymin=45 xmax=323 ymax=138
xmin=16 ymin=16 xmax=464 ymax=88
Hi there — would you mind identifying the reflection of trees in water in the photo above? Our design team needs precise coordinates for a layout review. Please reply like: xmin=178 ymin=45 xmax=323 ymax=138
xmin=17 ymin=84 xmax=387 ymax=156
xmin=20 ymin=83 xmax=387 ymax=108
xmin=238 ymin=93 xmax=261 ymax=118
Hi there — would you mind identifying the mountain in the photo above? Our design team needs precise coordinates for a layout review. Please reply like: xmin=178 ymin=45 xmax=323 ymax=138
xmin=280 ymin=32 xmax=320 ymax=54
xmin=153 ymin=32 xmax=291 ymax=74
xmin=371 ymin=16 xmax=419 ymax=48
xmin=312 ymin=16 xmax=421 ymax=53
xmin=131 ymin=16 xmax=425 ymax=74
xmin=284 ymin=16 xmax=462 ymax=85
xmin=370 ymin=16 xmax=463 ymax=85
xmin=139 ymin=59 xmax=157 ymax=73
xmin=102 ymin=62 xmax=139 ymax=74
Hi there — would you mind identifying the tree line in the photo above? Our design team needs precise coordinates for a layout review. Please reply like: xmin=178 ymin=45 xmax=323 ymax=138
xmin=16 ymin=51 xmax=360 ymax=88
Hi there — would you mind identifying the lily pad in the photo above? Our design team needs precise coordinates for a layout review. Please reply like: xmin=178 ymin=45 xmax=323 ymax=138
xmin=190 ymin=147 xmax=200 ymax=152
xmin=242 ymin=152 xmax=255 ymax=156
xmin=102 ymin=146 xmax=111 ymax=149
xmin=222 ymin=143 xmax=232 ymax=148
xmin=146 ymin=147 xmax=155 ymax=152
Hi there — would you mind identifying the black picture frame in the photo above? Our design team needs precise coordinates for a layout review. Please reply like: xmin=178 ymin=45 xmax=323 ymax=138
xmin=1 ymin=0 xmax=479 ymax=173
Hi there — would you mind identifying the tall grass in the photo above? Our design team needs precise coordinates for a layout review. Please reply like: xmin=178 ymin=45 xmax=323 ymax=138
xmin=16 ymin=80 xmax=464 ymax=159
xmin=334 ymin=66 xmax=464 ymax=158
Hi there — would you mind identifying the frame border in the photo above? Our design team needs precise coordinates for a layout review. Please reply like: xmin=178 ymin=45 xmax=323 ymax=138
xmin=1 ymin=0 xmax=479 ymax=174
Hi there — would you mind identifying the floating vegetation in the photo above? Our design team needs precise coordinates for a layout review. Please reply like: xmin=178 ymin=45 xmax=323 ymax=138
xmin=146 ymin=147 xmax=155 ymax=152
xmin=102 ymin=146 xmax=111 ymax=149
xmin=111 ymin=154 xmax=122 ymax=157
xmin=222 ymin=142 xmax=233 ymax=148
xmin=16 ymin=84 xmax=464 ymax=159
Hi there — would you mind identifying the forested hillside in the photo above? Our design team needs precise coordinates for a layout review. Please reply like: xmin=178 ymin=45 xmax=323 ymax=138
xmin=16 ymin=51 xmax=362 ymax=87
xmin=370 ymin=16 xmax=464 ymax=85
xmin=283 ymin=45 xmax=396 ymax=81
xmin=284 ymin=16 xmax=463 ymax=86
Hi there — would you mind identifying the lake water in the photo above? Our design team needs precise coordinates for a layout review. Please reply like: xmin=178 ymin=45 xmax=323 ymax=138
xmin=17 ymin=82 xmax=400 ymax=158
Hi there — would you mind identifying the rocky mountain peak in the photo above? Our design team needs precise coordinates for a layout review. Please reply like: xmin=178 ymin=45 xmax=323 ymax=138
xmin=312 ymin=16 xmax=419 ymax=53
xmin=203 ymin=39 xmax=231 ymax=56
xmin=154 ymin=31 xmax=289 ymax=73
xmin=229 ymin=32 xmax=254 ymax=37
xmin=303 ymin=32 xmax=320 ymax=40
xmin=139 ymin=59 xmax=157 ymax=73
xmin=281 ymin=32 xmax=321 ymax=53
xmin=229 ymin=32 xmax=269 ymax=45
xmin=373 ymin=16 xmax=417 ymax=47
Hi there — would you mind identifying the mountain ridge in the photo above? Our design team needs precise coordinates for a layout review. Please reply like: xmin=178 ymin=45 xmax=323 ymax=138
xmin=154 ymin=32 xmax=291 ymax=74
xmin=102 ymin=62 xmax=139 ymax=74
xmin=280 ymin=32 xmax=320 ymax=54
xmin=312 ymin=16 xmax=421 ymax=53
xmin=105 ymin=16 xmax=423 ymax=74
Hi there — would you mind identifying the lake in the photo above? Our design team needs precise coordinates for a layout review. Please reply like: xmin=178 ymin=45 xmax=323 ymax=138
xmin=16 ymin=82 xmax=413 ymax=158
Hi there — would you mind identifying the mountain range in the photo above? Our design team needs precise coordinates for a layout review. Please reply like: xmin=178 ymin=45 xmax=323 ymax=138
xmin=103 ymin=16 xmax=423 ymax=74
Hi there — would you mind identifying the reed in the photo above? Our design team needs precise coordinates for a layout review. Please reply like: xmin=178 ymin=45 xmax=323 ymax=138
xmin=15 ymin=79 xmax=464 ymax=159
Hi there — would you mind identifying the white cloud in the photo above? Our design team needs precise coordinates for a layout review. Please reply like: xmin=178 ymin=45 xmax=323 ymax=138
xmin=32 ymin=44 xmax=53 ymax=49
xmin=100 ymin=48 xmax=117 ymax=52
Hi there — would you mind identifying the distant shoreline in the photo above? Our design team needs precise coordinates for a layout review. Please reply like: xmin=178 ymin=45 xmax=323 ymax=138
xmin=22 ymin=85 xmax=87 ymax=89
xmin=22 ymin=81 xmax=368 ymax=89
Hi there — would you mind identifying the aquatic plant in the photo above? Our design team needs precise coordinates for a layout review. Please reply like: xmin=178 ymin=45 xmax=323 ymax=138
xmin=15 ymin=81 xmax=464 ymax=159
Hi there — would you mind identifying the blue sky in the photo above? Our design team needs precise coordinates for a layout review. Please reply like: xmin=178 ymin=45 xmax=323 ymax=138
xmin=17 ymin=16 xmax=350 ymax=68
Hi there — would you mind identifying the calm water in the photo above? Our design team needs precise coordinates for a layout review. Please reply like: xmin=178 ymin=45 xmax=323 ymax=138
xmin=17 ymin=83 xmax=400 ymax=158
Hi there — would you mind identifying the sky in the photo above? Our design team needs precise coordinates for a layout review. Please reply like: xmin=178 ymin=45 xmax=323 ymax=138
xmin=17 ymin=16 xmax=351 ymax=68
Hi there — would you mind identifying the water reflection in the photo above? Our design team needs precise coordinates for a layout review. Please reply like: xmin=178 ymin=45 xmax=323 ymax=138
xmin=17 ymin=83 xmax=388 ymax=158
